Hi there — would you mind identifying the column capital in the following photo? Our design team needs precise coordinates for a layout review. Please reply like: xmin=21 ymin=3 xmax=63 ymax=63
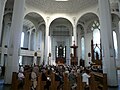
xmin=46 ymin=17 xmax=50 ymax=21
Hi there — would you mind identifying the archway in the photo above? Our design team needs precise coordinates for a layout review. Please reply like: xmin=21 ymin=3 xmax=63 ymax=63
xmin=21 ymin=12 xmax=45 ymax=66
xmin=77 ymin=13 xmax=99 ymax=66
xmin=1 ymin=0 xmax=15 ymax=84
xmin=49 ymin=18 xmax=73 ymax=65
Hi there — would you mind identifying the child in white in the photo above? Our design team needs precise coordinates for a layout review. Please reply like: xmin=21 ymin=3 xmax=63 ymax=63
xmin=82 ymin=71 xmax=90 ymax=85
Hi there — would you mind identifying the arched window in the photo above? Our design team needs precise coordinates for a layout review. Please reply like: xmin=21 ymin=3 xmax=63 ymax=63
xmin=81 ymin=37 xmax=85 ymax=59
xmin=91 ymin=21 xmax=100 ymax=59
xmin=113 ymin=31 xmax=118 ymax=59
xmin=20 ymin=32 xmax=24 ymax=47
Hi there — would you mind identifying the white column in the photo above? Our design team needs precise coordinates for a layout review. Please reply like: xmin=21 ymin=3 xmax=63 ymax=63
xmin=28 ymin=31 xmax=32 ymax=50
xmin=41 ymin=30 xmax=44 ymax=64
xmin=77 ymin=29 xmax=81 ymax=66
xmin=4 ymin=0 xmax=25 ymax=84
xmin=73 ymin=26 xmax=77 ymax=45
xmin=98 ymin=0 xmax=118 ymax=86
xmin=33 ymin=56 xmax=37 ymax=65
xmin=36 ymin=31 xmax=39 ymax=50
xmin=117 ymin=22 xmax=120 ymax=66
xmin=118 ymin=0 xmax=120 ymax=14
xmin=84 ymin=31 xmax=92 ymax=66
xmin=0 ymin=0 xmax=6 ymax=45
xmin=73 ymin=17 xmax=77 ymax=45
xmin=44 ymin=17 xmax=49 ymax=65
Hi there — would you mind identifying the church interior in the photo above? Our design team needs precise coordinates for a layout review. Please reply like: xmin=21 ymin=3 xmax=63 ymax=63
xmin=0 ymin=0 xmax=120 ymax=90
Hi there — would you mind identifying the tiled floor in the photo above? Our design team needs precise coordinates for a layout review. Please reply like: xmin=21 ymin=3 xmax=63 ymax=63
xmin=0 ymin=77 xmax=120 ymax=90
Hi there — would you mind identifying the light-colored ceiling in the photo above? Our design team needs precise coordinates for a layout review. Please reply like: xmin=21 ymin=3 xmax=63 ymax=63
xmin=78 ymin=13 xmax=99 ymax=24
xmin=25 ymin=0 xmax=98 ymax=14
xmin=23 ymin=19 xmax=34 ymax=30
xmin=23 ymin=12 xmax=45 ymax=30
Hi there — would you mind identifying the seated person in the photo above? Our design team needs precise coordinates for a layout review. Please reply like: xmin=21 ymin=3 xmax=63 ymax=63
xmin=41 ymin=69 xmax=51 ymax=90
xmin=55 ymin=71 xmax=64 ymax=90
xmin=18 ymin=70 xmax=25 ymax=87
xmin=31 ymin=68 xmax=38 ymax=90
xmin=68 ymin=69 xmax=77 ymax=90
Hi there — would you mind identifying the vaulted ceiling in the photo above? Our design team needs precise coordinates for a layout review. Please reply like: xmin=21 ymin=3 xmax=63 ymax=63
xmin=25 ymin=0 xmax=98 ymax=14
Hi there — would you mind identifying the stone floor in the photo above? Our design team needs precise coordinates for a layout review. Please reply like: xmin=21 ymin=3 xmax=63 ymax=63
xmin=0 ymin=77 xmax=120 ymax=90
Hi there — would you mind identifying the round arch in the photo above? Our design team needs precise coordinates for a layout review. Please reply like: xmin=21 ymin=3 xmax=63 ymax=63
xmin=49 ymin=17 xmax=73 ymax=65
xmin=24 ymin=12 xmax=45 ymax=31
xmin=111 ymin=13 xmax=120 ymax=34
xmin=76 ymin=12 xmax=99 ymax=24
xmin=77 ymin=12 xmax=99 ymax=34
xmin=49 ymin=17 xmax=73 ymax=36
xmin=24 ymin=11 xmax=46 ymax=25
xmin=77 ymin=12 xmax=99 ymax=66
xmin=49 ymin=14 xmax=74 ymax=26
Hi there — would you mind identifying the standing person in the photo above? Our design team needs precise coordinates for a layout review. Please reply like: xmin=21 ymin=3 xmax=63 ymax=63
xmin=82 ymin=70 xmax=90 ymax=90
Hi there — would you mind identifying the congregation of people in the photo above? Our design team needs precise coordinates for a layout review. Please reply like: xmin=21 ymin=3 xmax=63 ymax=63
xmin=15 ymin=63 xmax=105 ymax=90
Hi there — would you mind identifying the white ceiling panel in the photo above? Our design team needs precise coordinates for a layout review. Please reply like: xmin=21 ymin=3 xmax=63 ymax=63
xmin=25 ymin=0 xmax=98 ymax=14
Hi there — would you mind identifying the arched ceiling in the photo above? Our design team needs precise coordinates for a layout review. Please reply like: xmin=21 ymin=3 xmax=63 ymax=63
xmin=25 ymin=0 xmax=98 ymax=14
xmin=78 ymin=13 xmax=99 ymax=24
xmin=77 ymin=13 xmax=99 ymax=33
xmin=24 ymin=12 xmax=45 ymax=30
xmin=49 ymin=18 xmax=73 ymax=36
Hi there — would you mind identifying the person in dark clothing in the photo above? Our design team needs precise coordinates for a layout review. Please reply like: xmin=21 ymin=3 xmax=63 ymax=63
xmin=1 ymin=66 xmax=5 ymax=76
xmin=41 ymin=69 xmax=51 ymax=90
xmin=55 ymin=71 xmax=64 ymax=90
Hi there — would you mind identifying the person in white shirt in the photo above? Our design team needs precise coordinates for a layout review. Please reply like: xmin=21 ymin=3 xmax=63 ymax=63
xmin=82 ymin=70 xmax=90 ymax=85
xmin=18 ymin=70 xmax=25 ymax=87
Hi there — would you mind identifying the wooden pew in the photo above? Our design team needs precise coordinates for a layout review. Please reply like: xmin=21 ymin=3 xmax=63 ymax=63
xmin=89 ymin=72 xmax=108 ymax=90
xmin=36 ymin=73 xmax=42 ymax=90
xmin=37 ymin=73 xmax=46 ymax=90
xmin=46 ymin=71 xmax=59 ymax=90
xmin=89 ymin=73 xmax=98 ymax=90
xmin=23 ymin=72 xmax=32 ymax=90
xmin=63 ymin=73 xmax=70 ymax=90
xmin=37 ymin=72 xmax=61 ymax=90
xmin=77 ymin=74 xmax=84 ymax=90
xmin=11 ymin=72 xmax=20 ymax=90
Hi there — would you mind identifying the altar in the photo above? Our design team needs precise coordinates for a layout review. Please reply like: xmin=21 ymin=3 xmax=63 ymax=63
xmin=55 ymin=45 xmax=66 ymax=64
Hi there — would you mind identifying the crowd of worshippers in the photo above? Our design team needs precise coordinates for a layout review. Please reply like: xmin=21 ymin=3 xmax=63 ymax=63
xmin=17 ymin=64 xmax=99 ymax=90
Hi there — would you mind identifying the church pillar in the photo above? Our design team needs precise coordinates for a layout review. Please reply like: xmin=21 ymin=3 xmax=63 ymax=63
xmin=44 ymin=17 xmax=49 ymax=65
xmin=0 ymin=0 xmax=6 ymax=45
xmin=41 ymin=30 xmax=44 ymax=64
xmin=84 ymin=30 xmax=92 ymax=66
xmin=117 ymin=22 xmax=120 ymax=66
xmin=73 ymin=17 xmax=77 ymax=45
xmin=28 ymin=30 xmax=32 ymax=50
xmin=98 ymin=0 xmax=118 ymax=86
xmin=118 ymin=0 xmax=120 ymax=13
xmin=77 ymin=32 xmax=80 ymax=66
xmin=4 ymin=0 xmax=25 ymax=84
